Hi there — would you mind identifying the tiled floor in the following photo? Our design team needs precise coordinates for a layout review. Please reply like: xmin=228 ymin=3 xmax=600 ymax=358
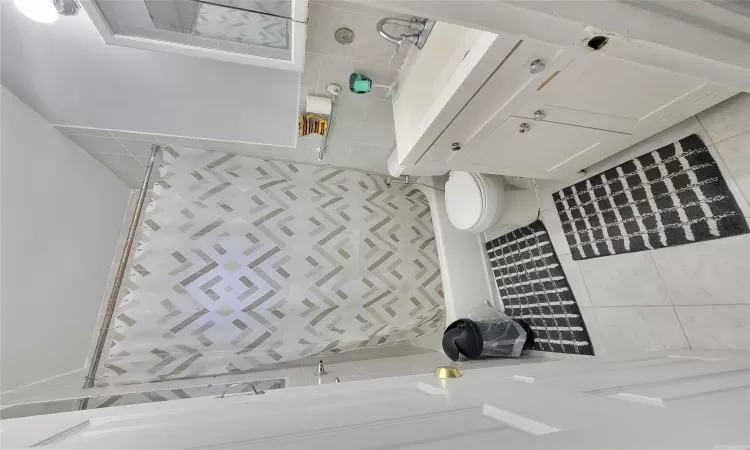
xmin=485 ymin=93 xmax=750 ymax=357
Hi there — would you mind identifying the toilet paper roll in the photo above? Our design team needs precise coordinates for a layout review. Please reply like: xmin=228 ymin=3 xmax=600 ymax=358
xmin=306 ymin=95 xmax=333 ymax=115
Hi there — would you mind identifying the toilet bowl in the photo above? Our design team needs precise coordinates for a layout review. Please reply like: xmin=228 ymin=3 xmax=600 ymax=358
xmin=444 ymin=171 xmax=538 ymax=233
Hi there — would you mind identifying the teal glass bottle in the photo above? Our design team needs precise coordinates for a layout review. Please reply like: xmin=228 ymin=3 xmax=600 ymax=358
xmin=349 ymin=73 xmax=372 ymax=94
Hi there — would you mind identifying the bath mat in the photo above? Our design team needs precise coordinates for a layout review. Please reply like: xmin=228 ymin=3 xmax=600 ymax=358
xmin=554 ymin=134 xmax=748 ymax=260
xmin=485 ymin=221 xmax=594 ymax=355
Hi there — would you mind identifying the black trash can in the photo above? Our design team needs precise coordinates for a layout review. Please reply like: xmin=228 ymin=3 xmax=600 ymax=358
xmin=442 ymin=316 xmax=532 ymax=361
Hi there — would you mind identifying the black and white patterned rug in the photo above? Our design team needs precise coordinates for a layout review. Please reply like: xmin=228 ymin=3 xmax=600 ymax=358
xmin=486 ymin=221 xmax=594 ymax=355
xmin=554 ymin=134 xmax=748 ymax=260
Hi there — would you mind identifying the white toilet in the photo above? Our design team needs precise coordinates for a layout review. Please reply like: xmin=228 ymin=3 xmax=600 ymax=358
xmin=444 ymin=171 xmax=538 ymax=233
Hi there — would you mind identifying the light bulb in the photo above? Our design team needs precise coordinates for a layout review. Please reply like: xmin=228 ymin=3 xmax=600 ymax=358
xmin=14 ymin=0 xmax=58 ymax=23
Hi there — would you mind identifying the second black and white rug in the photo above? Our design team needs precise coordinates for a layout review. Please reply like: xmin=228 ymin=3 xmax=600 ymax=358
xmin=486 ymin=221 xmax=594 ymax=355
xmin=553 ymin=134 xmax=748 ymax=260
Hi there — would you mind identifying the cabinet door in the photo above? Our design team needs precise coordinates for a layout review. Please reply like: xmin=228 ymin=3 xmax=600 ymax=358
xmin=456 ymin=116 xmax=622 ymax=178
xmin=417 ymin=41 xmax=567 ymax=167
xmin=518 ymin=53 xmax=718 ymax=134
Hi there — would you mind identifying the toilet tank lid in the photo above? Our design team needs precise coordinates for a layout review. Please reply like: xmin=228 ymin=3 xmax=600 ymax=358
xmin=445 ymin=172 xmax=484 ymax=230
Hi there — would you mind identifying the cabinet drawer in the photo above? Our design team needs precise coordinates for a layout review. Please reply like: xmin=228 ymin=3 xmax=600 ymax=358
xmin=517 ymin=52 xmax=719 ymax=134
xmin=456 ymin=116 xmax=622 ymax=178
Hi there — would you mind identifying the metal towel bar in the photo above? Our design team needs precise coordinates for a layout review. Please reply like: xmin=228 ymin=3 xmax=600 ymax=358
xmin=217 ymin=382 xmax=265 ymax=399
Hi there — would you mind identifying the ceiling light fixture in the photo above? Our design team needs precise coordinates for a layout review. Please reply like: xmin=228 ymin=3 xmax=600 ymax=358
xmin=54 ymin=0 xmax=79 ymax=16
xmin=14 ymin=0 xmax=79 ymax=23
xmin=14 ymin=0 xmax=58 ymax=23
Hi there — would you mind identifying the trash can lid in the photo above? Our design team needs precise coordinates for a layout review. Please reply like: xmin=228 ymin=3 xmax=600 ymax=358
xmin=442 ymin=319 xmax=483 ymax=361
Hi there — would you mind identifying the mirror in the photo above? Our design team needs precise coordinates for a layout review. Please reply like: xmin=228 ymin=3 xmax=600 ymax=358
xmin=81 ymin=0 xmax=307 ymax=70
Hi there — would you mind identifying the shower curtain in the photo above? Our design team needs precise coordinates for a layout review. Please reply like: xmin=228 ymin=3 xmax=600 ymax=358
xmin=100 ymin=147 xmax=444 ymax=385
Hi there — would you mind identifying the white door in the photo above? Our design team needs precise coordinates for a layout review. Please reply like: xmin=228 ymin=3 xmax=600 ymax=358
xmin=457 ymin=116 xmax=623 ymax=178
xmin=516 ymin=52 xmax=720 ymax=134
xmin=3 ymin=354 xmax=748 ymax=449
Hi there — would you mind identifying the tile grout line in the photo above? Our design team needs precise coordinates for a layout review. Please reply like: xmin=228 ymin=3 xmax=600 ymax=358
xmin=702 ymin=116 xmax=750 ymax=148
xmin=310 ymin=2 xmax=396 ymax=21
xmin=572 ymin=257 xmax=608 ymax=357
xmin=70 ymin=132 xmax=147 ymax=187
xmin=695 ymin=114 xmax=750 ymax=215
xmin=113 ymin=136 xmax=154 ymax=168
xmin=648 ymin=249 xmax=693 ymax=350
xmin=537 ymin=185 xmax=573 ymax=258
xmin=347 ymin=97 xmax=375 ymax=157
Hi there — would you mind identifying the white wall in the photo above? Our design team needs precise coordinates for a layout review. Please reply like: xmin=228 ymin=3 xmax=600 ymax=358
xmin=0 ymin=86 xmax=131 ymax=392
xmin=0 ymin=6 xmax=299 ymax=146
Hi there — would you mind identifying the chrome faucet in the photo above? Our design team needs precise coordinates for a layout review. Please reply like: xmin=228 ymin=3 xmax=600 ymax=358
xmin=314 ymin=360 xmax=328 ymax=376
xmin=376 ymin=17 xmax=435 ymax=50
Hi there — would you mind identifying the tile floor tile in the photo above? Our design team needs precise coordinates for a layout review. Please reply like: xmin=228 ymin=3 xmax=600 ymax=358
xmin=578 ymin=252 xmax=672 ymax=307
xmin=675 ymin=305 xmax=750 ymax=351
xmin=595 ymin=306 xmax=690 ymax=355
xmin=558 ymin=253 xmax=591 ymax=308
xmin=540 ymin=206 xmax=571 ymax=257
xmin=579 ymin=306 xmax=607 ymax=357
xmin=651 ymin=234 xmax=750 ymax=305
xmin=715 ymin=129 xmax=750 ymax=208
xmin=697 ymin=93 xmax=750 ymax=143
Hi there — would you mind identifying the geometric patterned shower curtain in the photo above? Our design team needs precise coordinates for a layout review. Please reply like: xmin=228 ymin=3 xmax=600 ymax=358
xmin=100 ymin=147 xmax=444 ymax=385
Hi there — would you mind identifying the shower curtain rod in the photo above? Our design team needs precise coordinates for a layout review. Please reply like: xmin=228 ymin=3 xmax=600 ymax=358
xmin=78 ymin=144 xmax=162 ymax=410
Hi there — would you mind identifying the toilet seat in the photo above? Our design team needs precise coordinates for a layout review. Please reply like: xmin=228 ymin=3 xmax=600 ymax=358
xmin=445 ymin=171 xmax=500 ymax=233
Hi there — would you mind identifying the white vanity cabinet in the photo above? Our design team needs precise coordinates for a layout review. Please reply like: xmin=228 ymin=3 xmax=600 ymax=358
xmin=458 ymin=116 xmax=623 ymax=178
xmin=389 ymin=25 xmax=739 ymax=180
xmin=514 ymin=53 xmax=720 ymax=135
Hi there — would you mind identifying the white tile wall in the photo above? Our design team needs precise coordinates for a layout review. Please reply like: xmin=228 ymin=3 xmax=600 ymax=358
xmin=58 ymin=129 xmax=164 ymax=188
xmin=295 ymin=0 xmax=411 ymax=171
xmin=494 ymin=93 xmax=750 ymax=356
xmin=67 ymin=134 xmax=130 ymax=155
xmin=87 ymin=153 xmax=147 ymax=184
